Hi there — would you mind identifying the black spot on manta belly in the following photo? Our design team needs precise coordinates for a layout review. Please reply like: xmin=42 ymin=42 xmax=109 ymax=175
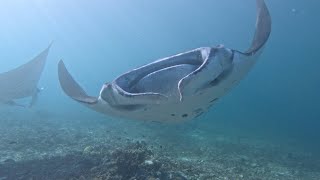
xmin=182 ymin=114 xmax=188 ymax=118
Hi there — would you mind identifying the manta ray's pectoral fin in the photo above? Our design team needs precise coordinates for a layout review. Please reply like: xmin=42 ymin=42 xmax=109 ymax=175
xmin=58 ymin=60 xmax=98 ymax=104
xmin=0 ymin=43 xmax=52 ymax=103
xmin=239 ymin=0 xmax=271 ymax=56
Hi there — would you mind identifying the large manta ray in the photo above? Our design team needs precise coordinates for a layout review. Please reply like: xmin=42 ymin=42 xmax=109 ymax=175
xmin=0 ymin=44 xmax=51 ymax=107
xmin=58 ymin=0 xmax=271 ymax=122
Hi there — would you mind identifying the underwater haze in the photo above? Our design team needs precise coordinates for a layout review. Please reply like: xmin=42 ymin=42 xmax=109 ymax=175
xmin=1 ymin=0 xmax=320 ymax=179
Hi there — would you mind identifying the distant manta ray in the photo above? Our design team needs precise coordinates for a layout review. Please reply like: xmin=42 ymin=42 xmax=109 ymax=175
xmin=0 ymin=44 xmax=52 ymax=108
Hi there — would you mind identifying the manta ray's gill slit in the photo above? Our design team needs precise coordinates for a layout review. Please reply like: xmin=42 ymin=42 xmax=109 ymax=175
xmin=232 ymin=80 xmax=237 ymax=84
xmin=191 ymin=108 xmax=204 ymax=119
xmin=210 ymin=98 xmax=218 ymax=103
xmin=193 ymin=108 xmax=203 ymax=114
xmin=195 ymin=112 xmax=204 ymax=119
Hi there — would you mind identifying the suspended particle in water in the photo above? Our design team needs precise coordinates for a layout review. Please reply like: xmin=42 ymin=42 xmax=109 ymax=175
xmin=291 ymin=8 xmax=304 ymax=15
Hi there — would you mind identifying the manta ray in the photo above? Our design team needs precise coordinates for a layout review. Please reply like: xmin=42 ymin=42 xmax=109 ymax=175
xmin=0 ymin=44 xmax=51 ymax=107
xmin=58 ymin=0 xmax=271 ymax=122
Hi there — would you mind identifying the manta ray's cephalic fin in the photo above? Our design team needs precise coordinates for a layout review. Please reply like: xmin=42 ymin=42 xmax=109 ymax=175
xmin=58 ymin=60 xmax=98 ymax=104
xmin=241 ymin=0 xmax=272 ymax=56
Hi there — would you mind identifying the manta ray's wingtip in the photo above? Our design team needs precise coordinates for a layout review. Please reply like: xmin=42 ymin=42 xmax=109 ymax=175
xmin=39 ymin=41 xmax=54 ymax=55
xmin=48 ymin=41 xmax=54 ymax=49
xmin=58 ymin=59 xmax=65 ymax=68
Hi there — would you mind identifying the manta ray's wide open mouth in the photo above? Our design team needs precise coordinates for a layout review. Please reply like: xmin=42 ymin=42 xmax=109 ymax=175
xmin=114 ymin=48 xmax=210 ymax=96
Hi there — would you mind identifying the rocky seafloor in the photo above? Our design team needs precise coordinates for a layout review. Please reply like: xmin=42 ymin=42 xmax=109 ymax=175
xmin=0 ymin=109 xmax=320 ymax=180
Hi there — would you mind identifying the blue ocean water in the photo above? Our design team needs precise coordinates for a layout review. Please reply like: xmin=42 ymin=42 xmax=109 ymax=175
xmin=0 ymin=0 xmax=319 ymax=179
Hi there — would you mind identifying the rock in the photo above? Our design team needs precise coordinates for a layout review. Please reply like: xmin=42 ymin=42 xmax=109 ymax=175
xmin=78 ymin=175 xmax=86 ymax=180
xmin=251 ymin=163 xmax=258 ymax=168
xmin=83 ymin=146 xmax=94 ymax=154
xmin=3 ymin=159 xmax=15 ymax=164
xmin=145 ymin=160 xmax=154 ymax=165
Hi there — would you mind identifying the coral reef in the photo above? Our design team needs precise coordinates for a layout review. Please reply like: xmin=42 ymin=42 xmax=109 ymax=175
xmin=0 ymin=112 xmax=320 ymax=179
